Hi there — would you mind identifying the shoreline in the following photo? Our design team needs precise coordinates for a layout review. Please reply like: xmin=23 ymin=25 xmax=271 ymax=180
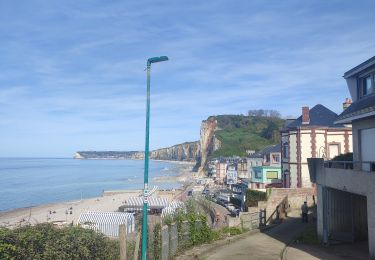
xmin=0 ymin=187 xmax=189 ymax=229
xmin=0 ymin=162 xmax=195 ymax=228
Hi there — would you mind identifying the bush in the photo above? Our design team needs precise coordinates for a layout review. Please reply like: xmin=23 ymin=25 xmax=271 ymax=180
xmin=230 ymin=197 xmax=242 ymax=208
xmin=332 ymin=152 xmax=353 ymax=161
xmin=221 ymin=227 xmax=243 ymax=236
xmin=0 ymin=224 xmax=119 ymax=260
xmin=245 ymin=189 xmax=268 ymax=207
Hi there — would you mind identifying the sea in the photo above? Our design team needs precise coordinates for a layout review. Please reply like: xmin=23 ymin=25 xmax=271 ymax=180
xmin=0 ymin=158 xmax=185 ymax=212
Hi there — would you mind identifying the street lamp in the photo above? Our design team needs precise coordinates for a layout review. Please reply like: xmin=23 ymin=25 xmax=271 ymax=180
xmin=141 ymin=56 xmax=168 ymax=260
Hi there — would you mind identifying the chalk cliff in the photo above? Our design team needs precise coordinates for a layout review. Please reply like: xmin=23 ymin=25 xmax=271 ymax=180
xmin=197 ymin=117 xmax=221 ymax=174
xmin=150 ymin=141 xmax=200 ymax=162
xmin=74 ymin=151 xmax=145 ymax=160
xmin=74 ymin=142 xmax=200 ymax=162
xmin=74 ymin=116 xmax=223 ymax=174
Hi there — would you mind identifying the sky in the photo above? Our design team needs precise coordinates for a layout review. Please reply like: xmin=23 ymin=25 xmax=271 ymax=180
xmin=0 ymin=0 xmax=375 ymax=157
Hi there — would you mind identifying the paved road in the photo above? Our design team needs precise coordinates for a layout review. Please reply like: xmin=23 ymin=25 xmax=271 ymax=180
xmin=178 ymin=211 xmax=303 ymax=260
xmin=284 ymin=241 xmax=369 ymax=260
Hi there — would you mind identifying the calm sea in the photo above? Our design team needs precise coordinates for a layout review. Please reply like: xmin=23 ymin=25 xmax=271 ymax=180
xmin=0 ymin=158 xmax=183 ymax=212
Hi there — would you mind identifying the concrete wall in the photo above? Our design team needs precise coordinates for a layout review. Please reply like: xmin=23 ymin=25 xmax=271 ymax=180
xmin=240 ymin=211 xmax=261 ymax=230
xmin=312 ymin=158 xmax=375 ymax=258
xmin=301 ymin=164 xmax=312 ymax=188
xmin=268 ymin=188 xmax=315 ymax=209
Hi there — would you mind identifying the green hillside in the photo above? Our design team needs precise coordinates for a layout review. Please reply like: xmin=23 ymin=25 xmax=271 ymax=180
xmin=211 ymin=114 xmax=285 ymax=157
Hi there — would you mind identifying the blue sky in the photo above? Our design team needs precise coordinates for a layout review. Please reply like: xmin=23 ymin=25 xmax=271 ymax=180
xmin=0 ymin=0 xmax=374 ymax=157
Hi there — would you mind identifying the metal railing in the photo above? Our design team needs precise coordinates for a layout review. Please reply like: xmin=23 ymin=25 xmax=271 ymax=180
xmin=324 ymin=160 xmax=375 ymax=172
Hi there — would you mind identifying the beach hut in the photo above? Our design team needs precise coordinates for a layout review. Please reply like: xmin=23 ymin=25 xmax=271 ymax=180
xmin=161 ymin=200 xmax=185 ymax=218
xmin=122 ymin=197 xmax=169 ymax=212
xmin=77 ymin=211 xmax=135 ymax=237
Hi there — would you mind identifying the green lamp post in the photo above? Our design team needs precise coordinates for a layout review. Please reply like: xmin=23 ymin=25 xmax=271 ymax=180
xmin=142 ymin=56 xmax=168 ymax=260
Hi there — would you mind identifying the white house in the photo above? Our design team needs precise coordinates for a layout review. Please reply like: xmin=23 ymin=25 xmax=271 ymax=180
xmin=281 ymin=105 xmax=352 ymax=188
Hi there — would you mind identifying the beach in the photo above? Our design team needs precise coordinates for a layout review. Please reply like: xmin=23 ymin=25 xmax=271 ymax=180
xmin=0 ymin=160 xmax=195 ymax=229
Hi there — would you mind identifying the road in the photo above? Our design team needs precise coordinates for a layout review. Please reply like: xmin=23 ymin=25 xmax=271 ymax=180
xmin=205 ymin=211 xmax=305 ymax=260
xmin=178 ymin=211 xmax=307 ymax=260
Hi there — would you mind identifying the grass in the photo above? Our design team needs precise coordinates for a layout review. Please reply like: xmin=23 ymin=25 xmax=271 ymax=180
xmin=210 ymin=115 xmax=284 ymax=158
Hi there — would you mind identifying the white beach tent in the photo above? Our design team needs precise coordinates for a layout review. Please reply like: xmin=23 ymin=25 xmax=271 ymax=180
xmin=78 ymin=211 xmax=135 ymax=237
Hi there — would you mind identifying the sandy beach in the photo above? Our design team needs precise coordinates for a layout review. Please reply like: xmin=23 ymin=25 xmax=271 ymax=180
xmin=0 ymin=160 xmax=195 ymax=229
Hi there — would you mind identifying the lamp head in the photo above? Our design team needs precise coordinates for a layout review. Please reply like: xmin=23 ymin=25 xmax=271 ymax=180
xmin=147 ymin=56 xmax=169 ymax=65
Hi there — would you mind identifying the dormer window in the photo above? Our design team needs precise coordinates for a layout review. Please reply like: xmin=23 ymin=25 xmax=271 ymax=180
xmin=361 ymin=74 xmax=374 ymax=97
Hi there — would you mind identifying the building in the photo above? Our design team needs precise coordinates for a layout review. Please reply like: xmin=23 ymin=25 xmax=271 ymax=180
xmin=247 ymin=144 xmax=282 ymax=189
xmin=237 ymin=158 xmax=248 ymax=179
xmin=309 ymin=56 xmax=375 ymax=258
xmin=251 ymin=166 xmax=282 ymax=189
xmin=247 ymin=156 xmax=263 ymax=179
xmin=281 ymin=105 xmax=352 ymax=188
xmin=226 ymin=164 xmax=238 ymax=185
xmin=208 ymin=159 xmax=217 ymax=178
xmin=217 ymin=189 xmax=231 ymax=203
xmin=215 ymin=159 xmax=227 ymax=184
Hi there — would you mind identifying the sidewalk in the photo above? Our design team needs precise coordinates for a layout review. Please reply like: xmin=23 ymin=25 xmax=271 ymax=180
xmin=177 ymin=210 xmax=307 ymax=260
xmin=284 ymin=240 xmax=369 ymax=260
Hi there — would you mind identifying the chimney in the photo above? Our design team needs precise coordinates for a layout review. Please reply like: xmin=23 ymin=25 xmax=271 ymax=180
xmin=302 ymin=106 xmax=310 ymax=124
xmin=343 ymin=98 xmax=352 ymax=110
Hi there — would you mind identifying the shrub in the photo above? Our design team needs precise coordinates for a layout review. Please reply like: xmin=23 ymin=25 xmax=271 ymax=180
xmin=0 ymin=224 xmax=119 ymax=260
xmin=245 ymin=189 xmax=268 ymax=207
xmin=230 ymin=197 xmax=242 ymax=208
xmin=332 ymin=152 xmax=353 ymax=161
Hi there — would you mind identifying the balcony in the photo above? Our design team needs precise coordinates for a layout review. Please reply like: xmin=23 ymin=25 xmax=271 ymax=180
xmin=324 ymin=161 xmax=375 ymax=172
xmin=307 ymin=158 xmax=375 ymax=197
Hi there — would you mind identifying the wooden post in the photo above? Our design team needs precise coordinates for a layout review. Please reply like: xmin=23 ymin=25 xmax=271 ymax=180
xmin=134 ymin=232 xmax=141 ymax=260
xmin=119 ymin=224 xmax=127 ymax=260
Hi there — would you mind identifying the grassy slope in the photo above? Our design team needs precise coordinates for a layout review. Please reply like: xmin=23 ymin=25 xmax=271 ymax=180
xmin=211 ymin=115 xmax=285 ymax=157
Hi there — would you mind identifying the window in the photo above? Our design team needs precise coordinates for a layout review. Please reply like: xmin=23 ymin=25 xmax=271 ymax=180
xmin=360 ymin=128 xmax=375 ymax=171
xmin=363 ymin=76 xmax=372 ymax=95
xmin=328 ymin=143 xmax=340 ymax=159
xmin=266 ymin=171 xmax=278 ymax=179
xmin=272 ymin=154 xmax=280 ymax=163
xmin=282 ymin=143 xmax=289 ymax=159
xmin=360 ymin=73 xmax=375 ymax=98
xmin=254 ymin=169 xmax=262 ymax=179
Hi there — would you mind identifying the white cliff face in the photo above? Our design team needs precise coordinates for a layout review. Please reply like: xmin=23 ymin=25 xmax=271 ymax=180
xmin=198 ymin=117 xmax=220 ymax=174
xmin=150 ymin=141 xmax=200 ymax=161
xmin=74 ymin=117 xmax=222 ymax=171
xmin=74 ymin=152 xmax=84 ymax=159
